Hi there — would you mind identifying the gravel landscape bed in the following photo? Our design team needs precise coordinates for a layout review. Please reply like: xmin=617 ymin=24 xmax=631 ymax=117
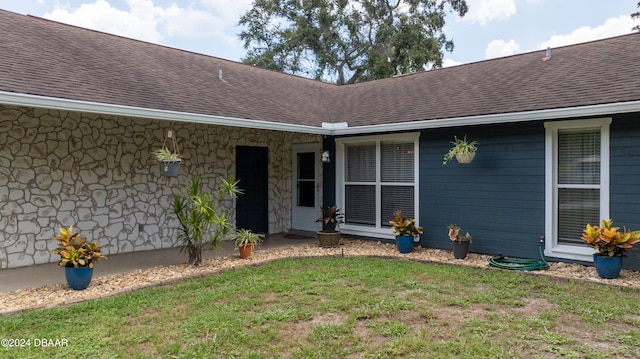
xmin=2 ymin=239 xmax=640 ymax=316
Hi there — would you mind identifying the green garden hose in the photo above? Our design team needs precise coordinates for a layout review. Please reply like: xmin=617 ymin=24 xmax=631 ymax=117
xmin=487 ymin=240 xmax=549 ymax=271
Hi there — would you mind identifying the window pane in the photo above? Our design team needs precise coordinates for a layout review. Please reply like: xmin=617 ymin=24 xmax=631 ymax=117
xmin=558 ymin=188 xmax=599 ymax=245
xmin=346 ymin=143 xmax=376 ymax=182
xmin=297 ymin=152 xmax=315 ymax=180
xmin=297 ymin=181 xmax=315 ymax=207
xmin=558 ymin=129 xmax=600 ymax=185
xmin=345 ymin=185 xmax=376 ymax=225
xmin=381 ymin=141 xmax=414 ymax=182
xmin=381 ymin=186 xmax=414 ymax=227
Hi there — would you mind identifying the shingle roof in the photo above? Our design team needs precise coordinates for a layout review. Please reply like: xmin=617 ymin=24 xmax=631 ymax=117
xmin=1 ymin=9 xmax=640 ymax=130
xmin=0 ymin=10 xmax=335 ymax=127
xmin=331 ymin=32 xmax=640 ymax=126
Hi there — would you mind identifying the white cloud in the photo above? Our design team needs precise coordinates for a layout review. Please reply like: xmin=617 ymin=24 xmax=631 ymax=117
xmin=538 ymin=15 xmax=635 ymax=50
xmin=442 ymin=58 xmax=463 ymax=68
xmin=43 ymin=0 xmax=237 ymax=46
xmin=464 ymin=0 xmax=517 ymax=25
xmin=484 ymin=39 xmax=520 ymax=59
xmin=44 ymin=0 xmax=163 ymax=43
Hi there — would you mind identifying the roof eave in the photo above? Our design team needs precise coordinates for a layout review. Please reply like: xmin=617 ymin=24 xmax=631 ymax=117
xmin=0 ymin=91 xmax=329 ymax=135
xmin=332 ymin=100 xmax=640 ymax=135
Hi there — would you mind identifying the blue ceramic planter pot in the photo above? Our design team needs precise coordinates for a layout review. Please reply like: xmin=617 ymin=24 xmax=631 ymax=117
xmin=593 ymin=255 xmax=622 ymax=279
xmin=64 ymin=266 xmax=94 ymax=290
xmin=159 ymin=160 xmax=180 ymax=177
xmin=395 ymin=235 xmax=414 ymax=253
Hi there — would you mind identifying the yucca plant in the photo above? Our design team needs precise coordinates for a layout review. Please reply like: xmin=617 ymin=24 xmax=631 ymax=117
xmin=51 ymin=225 xmax=106 ymax=268
xmin=581 ymin=219 xmax=640 ymax=258
xmin=171 ymin=175 xmax=242 ymax=266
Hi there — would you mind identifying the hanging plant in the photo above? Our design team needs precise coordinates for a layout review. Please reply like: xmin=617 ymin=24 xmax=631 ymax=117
xmin=442 ymin=135 xmax=478 ymax=164
xmin=154 ymin=129 xmax=182 ymax=178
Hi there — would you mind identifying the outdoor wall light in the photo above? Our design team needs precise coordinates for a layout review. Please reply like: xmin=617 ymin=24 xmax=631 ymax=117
xmin=322 ymin=151 xmax=331 ymax=163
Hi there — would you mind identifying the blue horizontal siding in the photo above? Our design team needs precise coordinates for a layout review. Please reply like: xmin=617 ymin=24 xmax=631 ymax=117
xmin=610 ymin=113 xmax=640 ymax=269
xmin=419 ymin=123 xmax=546 ymax=259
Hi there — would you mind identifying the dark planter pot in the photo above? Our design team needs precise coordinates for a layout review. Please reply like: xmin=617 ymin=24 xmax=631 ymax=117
xmin=452 ymin=240 xmax=470 ymax=259
xmin=593 ymin=255 xmax=623 ymax=279
xmin=317 ymin=231 xmax=341 ymax=247
xmin=64 ymin=266 xmax=94 ymax=290
xmin=395 ymin=235 xmax=414 ymax=253
xmin=159 ymin=160 xmax=180 ymax=177
xmin=238 ymin=244 xmax=255 ymax=259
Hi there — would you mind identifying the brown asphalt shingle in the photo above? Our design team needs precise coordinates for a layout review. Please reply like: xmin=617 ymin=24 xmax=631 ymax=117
xmin=1 ymin=9 xmax=639 ymax=129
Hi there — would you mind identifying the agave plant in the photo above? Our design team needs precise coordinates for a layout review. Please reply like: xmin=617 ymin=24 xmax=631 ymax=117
xmin=51 ymin=226 xmax=106 ymax=268
xmin=581 ymin=219 xmax=640 ymax=258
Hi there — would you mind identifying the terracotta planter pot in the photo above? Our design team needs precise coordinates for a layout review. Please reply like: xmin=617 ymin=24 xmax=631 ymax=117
xmin=238 ymin=244 xmax=255 ymax=259
xmin=452 ymin=240 xmax=470 ymax=259
xmin=317 ymin=231 xmax=341 ymax=247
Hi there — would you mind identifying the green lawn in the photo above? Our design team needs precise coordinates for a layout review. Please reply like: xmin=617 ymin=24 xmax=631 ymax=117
xmin=2 ymin=257 xmax=640 ymax=358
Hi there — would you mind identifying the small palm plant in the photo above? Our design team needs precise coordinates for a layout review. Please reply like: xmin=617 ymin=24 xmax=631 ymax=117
xmin=171 ymin=175 xmax=242 ymax=266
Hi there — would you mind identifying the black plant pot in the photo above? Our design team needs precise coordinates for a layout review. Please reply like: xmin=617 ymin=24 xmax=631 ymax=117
xmin=452 ymin=240 xmax=470 ymax=259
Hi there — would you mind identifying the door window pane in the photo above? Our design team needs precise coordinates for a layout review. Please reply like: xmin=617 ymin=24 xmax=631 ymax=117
xmin=297 ymin=152 xmax=315 ymax=207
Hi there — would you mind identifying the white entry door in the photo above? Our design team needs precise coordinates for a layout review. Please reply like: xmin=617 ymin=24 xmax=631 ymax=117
xmin=292 ymin=143 xmax=320 ymax=232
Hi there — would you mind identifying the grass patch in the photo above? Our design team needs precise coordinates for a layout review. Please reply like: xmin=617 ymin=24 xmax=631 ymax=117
xmin=2 ymin=257 xmax=640 ymax=358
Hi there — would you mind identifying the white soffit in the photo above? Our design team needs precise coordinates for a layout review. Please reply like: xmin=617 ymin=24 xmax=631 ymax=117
xmin=3 ymin=92 xmax=640 ymax=136
xmin=0 ymin=92 xmax=328 ymax=135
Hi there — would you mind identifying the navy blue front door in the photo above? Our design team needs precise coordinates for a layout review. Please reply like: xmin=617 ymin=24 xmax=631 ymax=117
xmin=236 ymin=146 xmax=268 ymax=233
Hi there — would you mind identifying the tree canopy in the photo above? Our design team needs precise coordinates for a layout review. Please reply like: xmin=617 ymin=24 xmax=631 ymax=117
xmin=238 ymin=0 xmax=468 ymax=85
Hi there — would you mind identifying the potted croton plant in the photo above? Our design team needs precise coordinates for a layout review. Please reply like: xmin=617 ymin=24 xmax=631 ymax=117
xmin=448 ymin=224 xmax=473 ymax=259
xmin=51 ymin=225 xmax=107 ymax=290
xmin=316 ymin=205 xmax=345 ymax=247
xmin=389 ymin=210 xmax=422 ymax=253
xmin=581 ymin=219 xmax=640 ymax=279
xmin=442 ymin=135 xmax=478 ymax=164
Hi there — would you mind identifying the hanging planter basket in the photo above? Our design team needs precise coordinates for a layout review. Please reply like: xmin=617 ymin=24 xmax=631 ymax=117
xmin=159 ymin=159 xmax=181 ymax=177
xmin=455 ymin=152 xmax=476 ymax=164
xmin=153 ymin=129 xmax=182 ymax=180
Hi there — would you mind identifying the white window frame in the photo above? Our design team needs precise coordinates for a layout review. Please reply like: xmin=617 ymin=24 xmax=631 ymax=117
xmin=544 ymin=118 xmax=611 ymax=262
xmin=336 ymin=132 xmax=420 ymax=239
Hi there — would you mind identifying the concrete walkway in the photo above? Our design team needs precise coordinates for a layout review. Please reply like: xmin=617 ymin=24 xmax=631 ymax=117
xmin=0 ymin=233 xmax=316 ymax=293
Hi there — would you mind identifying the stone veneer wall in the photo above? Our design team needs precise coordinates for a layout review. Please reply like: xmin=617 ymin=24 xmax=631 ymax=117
xmin=0 ymin=105 xmax=321 ymax=268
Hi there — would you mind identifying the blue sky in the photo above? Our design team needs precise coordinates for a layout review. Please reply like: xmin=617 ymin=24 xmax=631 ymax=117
xmin=1 ymin=0 xmax=637 ymax=68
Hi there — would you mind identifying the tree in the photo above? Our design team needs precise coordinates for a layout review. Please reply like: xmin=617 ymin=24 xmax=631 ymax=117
xmin=239 ymin=0 xmax=468 ymax=85
xmin=633 ymin=1 xmax=640 ymax=31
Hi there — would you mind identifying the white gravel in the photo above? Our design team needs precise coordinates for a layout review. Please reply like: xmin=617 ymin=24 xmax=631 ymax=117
xmin=2 ymin=239 xmax=639 ymax=316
